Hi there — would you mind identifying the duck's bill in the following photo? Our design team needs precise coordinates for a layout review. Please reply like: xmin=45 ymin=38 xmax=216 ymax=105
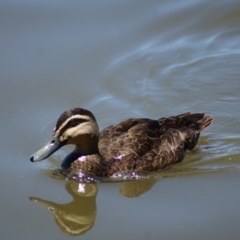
xmin=30 ymin=135 xmax=66 ymax=162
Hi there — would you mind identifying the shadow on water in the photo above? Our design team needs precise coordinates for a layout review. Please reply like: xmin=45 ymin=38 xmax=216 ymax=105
xmin=29 ymin=149 xmax=238 ymax=237
xmin=29 ymin=134 xmax=240 ymax=236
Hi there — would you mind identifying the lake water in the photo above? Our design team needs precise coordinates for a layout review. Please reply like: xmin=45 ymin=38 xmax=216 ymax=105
xmin=1 ymin=0 xmax=240 ymax=239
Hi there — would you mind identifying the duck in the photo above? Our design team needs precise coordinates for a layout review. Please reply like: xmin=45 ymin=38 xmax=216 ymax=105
xmin=30 ymin=108 xmax=213 ymax=177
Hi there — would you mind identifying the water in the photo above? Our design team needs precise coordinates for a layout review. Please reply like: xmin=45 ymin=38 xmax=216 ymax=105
xmin=1 ymin=0 xmax=240 ymax=239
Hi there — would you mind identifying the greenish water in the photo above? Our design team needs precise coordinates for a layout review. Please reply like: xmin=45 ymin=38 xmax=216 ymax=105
xmin=1 ymin=0 xmax=240 ymax=239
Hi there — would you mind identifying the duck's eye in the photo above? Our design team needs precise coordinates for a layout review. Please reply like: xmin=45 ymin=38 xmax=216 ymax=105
xmin=68 ymin=119 xmax=87 ymax=128
xmin=69 ymin=120 xmax=78 ymax=127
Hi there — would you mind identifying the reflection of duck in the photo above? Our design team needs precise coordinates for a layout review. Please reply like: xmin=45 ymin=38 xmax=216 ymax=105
xmin=29 ymin=181 xmax=97 ymax=236
xmin=29 ymin=179 xmax=158 ymax=236
xmin=30 ymin=108 xmax=213 ymax=177
xmin=119 ymin=178 xmax=157 ymax=198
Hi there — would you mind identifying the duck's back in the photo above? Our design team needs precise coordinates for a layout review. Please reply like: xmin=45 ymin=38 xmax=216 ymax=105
xmin=98 ymin=112 xmax=213 ymax=175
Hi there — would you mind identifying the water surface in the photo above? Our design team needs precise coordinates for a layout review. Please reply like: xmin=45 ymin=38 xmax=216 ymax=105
xmin=1 ymin=0 xmax=240 ymax=239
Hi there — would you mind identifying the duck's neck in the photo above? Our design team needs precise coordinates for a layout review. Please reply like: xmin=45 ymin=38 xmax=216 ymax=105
xmin=61 ymin=151 xmax=81 ymax=169
xmin=61 ymin=142 xmax=100 ymax=169
xmin=74 ymin=139 xmax=99 ymax=156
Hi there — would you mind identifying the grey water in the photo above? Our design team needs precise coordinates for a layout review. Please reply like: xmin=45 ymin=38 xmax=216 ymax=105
xmin=1 ymin=0 xmax=240 ymax=239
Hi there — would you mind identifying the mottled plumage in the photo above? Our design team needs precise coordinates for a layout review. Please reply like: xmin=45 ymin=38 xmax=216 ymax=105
xmin=30 ymin=108 xmax=213 ymax=178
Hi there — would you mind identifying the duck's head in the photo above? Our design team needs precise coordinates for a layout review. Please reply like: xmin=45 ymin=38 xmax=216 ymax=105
xmin=30 ymin=108 xmax=99 ymax=162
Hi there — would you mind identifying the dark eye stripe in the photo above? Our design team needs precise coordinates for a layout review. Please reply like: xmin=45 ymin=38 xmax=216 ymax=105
xmin=59 ymin=118 xmax=88 ymax=134
xmin=67 ymin=118 xmax=87 ymax=128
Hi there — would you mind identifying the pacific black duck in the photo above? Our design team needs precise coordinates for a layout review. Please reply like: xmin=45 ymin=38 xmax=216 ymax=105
xmin=30 ymin=108 xmax=213 ymax=177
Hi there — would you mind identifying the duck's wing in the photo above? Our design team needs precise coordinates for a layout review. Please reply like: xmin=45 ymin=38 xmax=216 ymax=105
xmin=98 ymin=113 xmax=213 ymax=175
xmin=98 ymin=126 xmax=187 ymax=176
xmin=98 ymin=118 xmax=160 ymax=160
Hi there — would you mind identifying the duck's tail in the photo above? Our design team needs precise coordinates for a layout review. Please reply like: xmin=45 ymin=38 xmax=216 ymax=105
xmin=175 ymin=112 xmax=213 ymax=132
xmin=197 ymin=115 xmax=214 ymax=132
xmin=180 ymin=113 xmax=213 ymax=150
